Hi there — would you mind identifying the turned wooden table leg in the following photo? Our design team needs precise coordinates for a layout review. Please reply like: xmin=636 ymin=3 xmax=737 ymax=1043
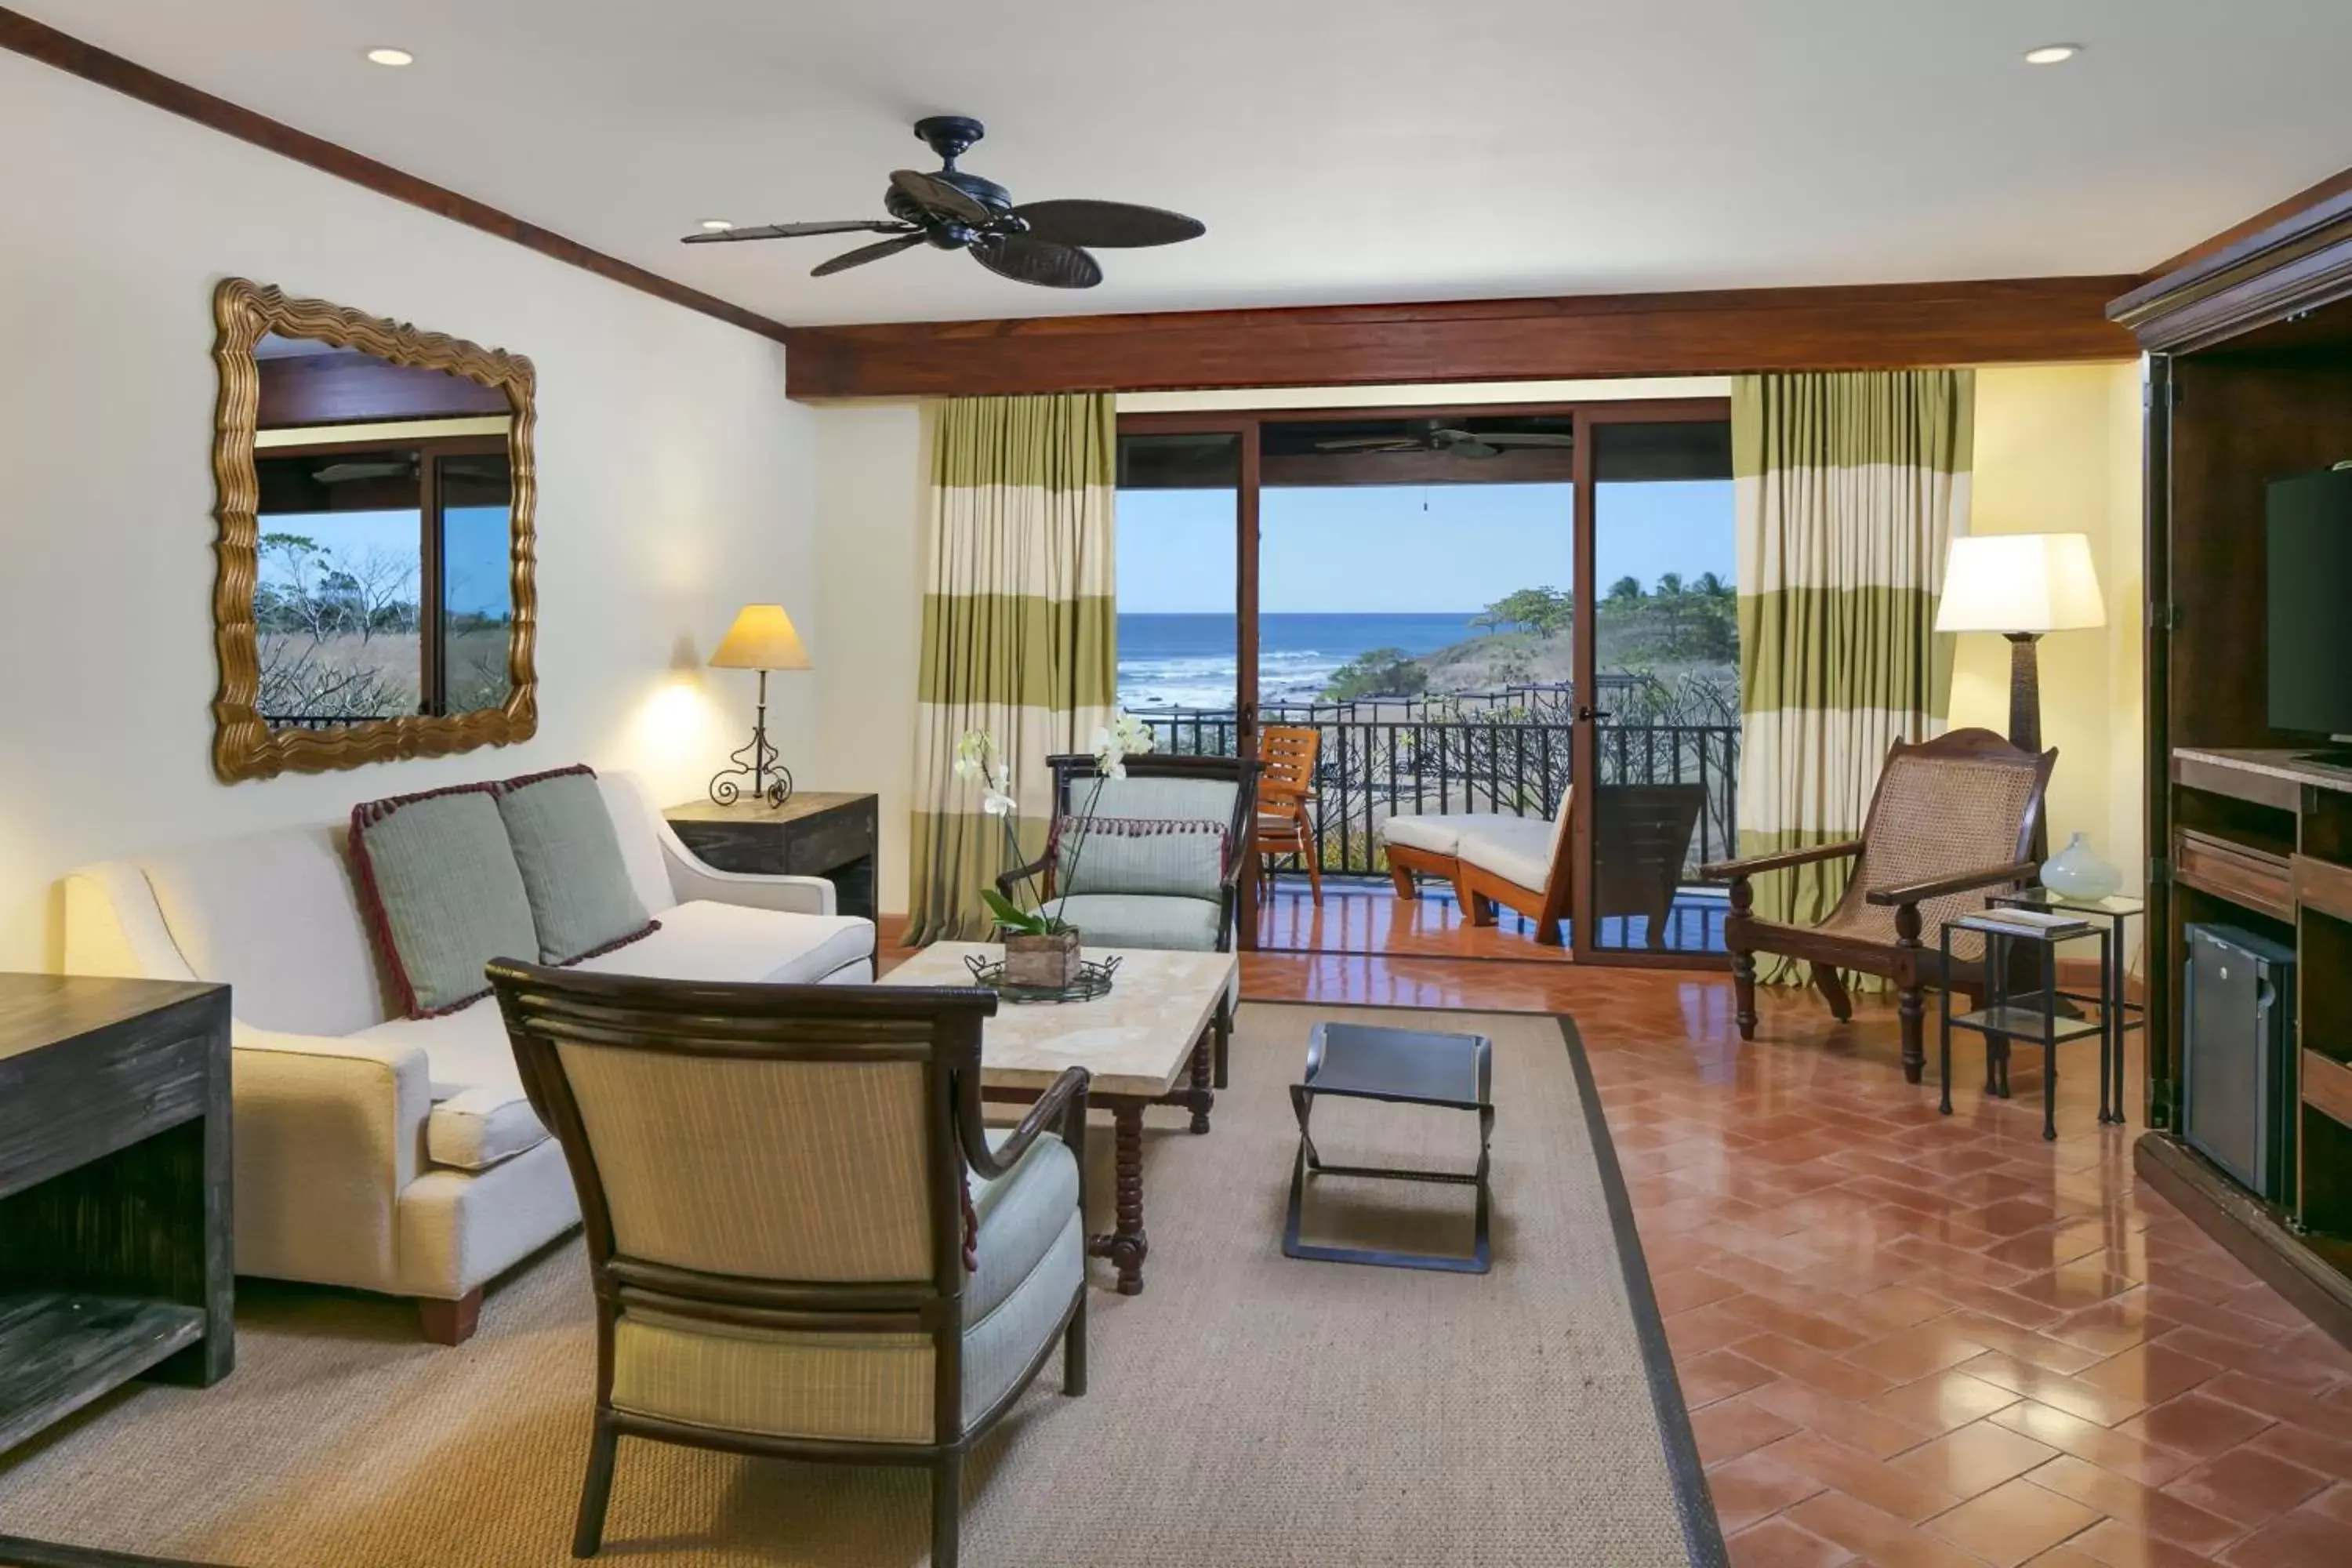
xmin=1087 ymin=1103 xmax=1149 ymax=1295
xmin=1186 ymin=1029 xmax=1214 ymax=1134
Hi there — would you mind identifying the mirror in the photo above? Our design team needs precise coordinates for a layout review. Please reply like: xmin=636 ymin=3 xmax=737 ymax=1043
xmin=212 ymin=278 xmax=536 ymax=780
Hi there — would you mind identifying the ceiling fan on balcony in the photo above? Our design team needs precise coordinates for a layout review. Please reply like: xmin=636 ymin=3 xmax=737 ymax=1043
xmin=681 ymin=115 xmax=1205 ymax=289
xmin=1313 ymin=420 xmax=1577 ymax=460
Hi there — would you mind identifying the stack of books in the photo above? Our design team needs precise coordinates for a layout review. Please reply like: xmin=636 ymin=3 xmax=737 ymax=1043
xmin=1959 ymin=907 xmax=2093 ymax=941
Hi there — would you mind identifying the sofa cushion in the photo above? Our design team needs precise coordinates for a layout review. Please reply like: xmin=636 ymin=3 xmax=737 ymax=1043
xmin=1457 ymin=815 xmax=1559 ymax=893
xmin=426 ymin=1083 xmax=550 ymax=1171
xmin=495 ymin=765 xmax=659 ymax=964
xmin=1040 ymin=892 xmax=1221 ymax=951
xmin=575 ymin=900 xmax=875 ymax=986
xmin=137 ymin=823 xmax=390 ymax=1036
xmin=1379 ymin=811 xmax=1498 ymax=858
xmin=350 ymin=785 xmax=539 ymax=1018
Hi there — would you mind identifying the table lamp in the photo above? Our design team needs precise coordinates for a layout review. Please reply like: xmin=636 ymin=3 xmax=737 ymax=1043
xmin=706 ymin=604 xmax=811 ymax=808
xmin=1934 ymin=533 xmax=2106 ymax=753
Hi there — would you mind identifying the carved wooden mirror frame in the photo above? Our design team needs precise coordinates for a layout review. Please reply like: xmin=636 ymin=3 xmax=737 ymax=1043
xmin=211 ymin=278 xmax=538 ymax=781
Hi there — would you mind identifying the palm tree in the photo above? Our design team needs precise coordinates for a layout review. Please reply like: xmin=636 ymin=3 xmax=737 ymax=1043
xmin=1606 ymin=575 xmax=1645 ymax=604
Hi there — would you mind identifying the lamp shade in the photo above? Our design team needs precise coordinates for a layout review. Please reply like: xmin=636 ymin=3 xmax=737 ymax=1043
xmin=709 ymin=604 xmax=812 ymax=670
xmin=1934 ymin=533 xmax=2107 ymax=634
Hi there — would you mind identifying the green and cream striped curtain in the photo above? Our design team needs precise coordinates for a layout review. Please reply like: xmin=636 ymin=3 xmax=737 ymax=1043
xmin=908 ymin=394 xmax=1117 ymax=944
xmin=1733 ymin=370 xmax=1973 ymax=982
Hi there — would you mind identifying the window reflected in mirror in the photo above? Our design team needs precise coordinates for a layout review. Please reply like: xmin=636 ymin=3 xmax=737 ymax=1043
xmin=249 ymin=329 xmax=514 ymax=730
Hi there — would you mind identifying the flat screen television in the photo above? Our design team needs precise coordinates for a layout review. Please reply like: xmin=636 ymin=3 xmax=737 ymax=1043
xmin=2268 ymin=464 xmax=2352 ymax=757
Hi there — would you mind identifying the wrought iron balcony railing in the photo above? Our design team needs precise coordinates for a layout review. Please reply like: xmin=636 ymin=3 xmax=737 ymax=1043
xmin=1139 ymin=691 xmax=1740 ymax=879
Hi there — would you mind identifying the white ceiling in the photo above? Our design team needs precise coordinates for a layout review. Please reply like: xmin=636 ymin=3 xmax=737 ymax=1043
xmin=24 ymin=1 xmax=2352 ymax=326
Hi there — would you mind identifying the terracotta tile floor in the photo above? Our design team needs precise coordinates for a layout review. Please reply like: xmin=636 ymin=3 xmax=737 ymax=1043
xmin=883 ymin=906 xmax=2352 ymax=1561
xmin=1231 ymin=932 xmax=2352 ymax=1566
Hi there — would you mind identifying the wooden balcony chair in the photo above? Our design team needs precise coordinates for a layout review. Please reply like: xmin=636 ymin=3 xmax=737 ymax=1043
xmin=1700 ymin=728 xmax=2056 ymax=1084
xmin=1255 ymin=724 xmax=1323 ymax=905
xmin=488 ymin=963 xmax=1090 ymax=1568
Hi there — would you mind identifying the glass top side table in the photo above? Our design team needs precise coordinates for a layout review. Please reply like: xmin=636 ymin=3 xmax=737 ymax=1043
xmin=1940 ymin=912 xmax=2114 ymax=1140
xmin=1991 ymin=889 xmax=2144 ymax=1127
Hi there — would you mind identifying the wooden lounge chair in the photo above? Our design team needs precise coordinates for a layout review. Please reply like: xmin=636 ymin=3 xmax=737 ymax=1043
xmin=1700 ymin=728 xmax=2056 ymax=1084
xmin=1381 ymin=784 xmax=1706 ymax=949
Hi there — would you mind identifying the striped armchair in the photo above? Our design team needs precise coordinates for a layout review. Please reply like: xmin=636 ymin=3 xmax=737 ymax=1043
xmin=488 ymin=963 xmax=1090 ymax=1568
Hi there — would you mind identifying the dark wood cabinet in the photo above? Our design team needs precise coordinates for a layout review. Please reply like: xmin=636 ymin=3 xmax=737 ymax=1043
xmin=666 ymin=793 xmax=880 ymax=921
xmin=2111 ymin=189 xmax=2352 ymax=1348
xmin=0 ymin=974 xmax=234 ymax=1454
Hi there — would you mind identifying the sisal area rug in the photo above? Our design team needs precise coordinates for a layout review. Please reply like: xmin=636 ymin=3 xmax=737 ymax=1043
xmin=0 ymin=1004 xmax=1721 ymax=1568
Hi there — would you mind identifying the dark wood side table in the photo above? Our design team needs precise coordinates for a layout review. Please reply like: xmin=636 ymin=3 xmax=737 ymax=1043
xmin=666 ymin=793 xmax=880 ymax=922
xmin=0 ymin=974 xmax=234 ymax=1454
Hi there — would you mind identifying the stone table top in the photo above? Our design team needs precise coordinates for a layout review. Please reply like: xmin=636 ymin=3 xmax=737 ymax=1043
xmin=877 ymin=943 xmax=1236 ymax=1099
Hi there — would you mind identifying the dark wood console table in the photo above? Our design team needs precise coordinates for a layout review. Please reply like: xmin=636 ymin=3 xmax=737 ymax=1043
xmin=666 ymin=793 xmax=879 ymax=921
xmin=0 ymin=974 xmax=234 ymax=1454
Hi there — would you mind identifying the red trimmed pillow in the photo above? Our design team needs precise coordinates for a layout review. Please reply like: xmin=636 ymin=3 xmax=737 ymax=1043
xmin=349 ymin=782 xmax=539 ymax=1018
xmin=492 ymin=765 xmax=659 ymax=965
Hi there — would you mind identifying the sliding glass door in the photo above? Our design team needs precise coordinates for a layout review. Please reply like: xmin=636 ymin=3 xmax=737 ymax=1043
xmin=1115 ymin=398 xmax=1733 ymax=967
xmin=1573 ymin=408 xmax=1739 ymax=963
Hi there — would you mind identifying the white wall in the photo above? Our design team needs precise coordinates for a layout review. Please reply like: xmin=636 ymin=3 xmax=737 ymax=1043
xmin=804 ymin=401 xmax=927 ymax=916
xmin=0 ymin=53 xmax=818 ymax=971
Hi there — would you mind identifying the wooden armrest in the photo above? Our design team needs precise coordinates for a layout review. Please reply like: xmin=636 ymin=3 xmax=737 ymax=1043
xmin=994 ymin=855 xmax=1054 ymax=900
xmin=1865 ymin=860 xmax=2039 ymax=907
xmin=1700 ymin=840 xmax=1863 ymax=880
xmin=962 ymin=1065 xmax=1089 ymax=1181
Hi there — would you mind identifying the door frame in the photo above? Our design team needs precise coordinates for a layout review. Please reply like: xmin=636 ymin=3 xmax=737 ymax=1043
xmin=1119 ymin=396 xmax=1731 ymax=966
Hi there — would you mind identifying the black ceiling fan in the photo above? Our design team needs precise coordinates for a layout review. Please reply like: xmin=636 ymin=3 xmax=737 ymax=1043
xmin=1314 ymin=420 xmax=1577 ymax=460
xmin=682 ymin=115 xmax=1204 ymax=289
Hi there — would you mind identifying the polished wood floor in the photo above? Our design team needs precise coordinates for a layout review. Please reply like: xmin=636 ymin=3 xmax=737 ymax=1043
xmin=886 ymin=900 xmax=2352 ymax=1564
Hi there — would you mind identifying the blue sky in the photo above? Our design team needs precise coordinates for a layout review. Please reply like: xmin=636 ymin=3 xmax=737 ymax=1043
xmin=259 ymin=507 xmax=513 ymax=616
xmin=1116 ymin=481 xmax=1737 ymax=614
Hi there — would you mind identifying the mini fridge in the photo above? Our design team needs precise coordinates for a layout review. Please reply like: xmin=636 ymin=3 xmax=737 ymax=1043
xmin=2182 ymin=923 xmax=2299 ymax=1201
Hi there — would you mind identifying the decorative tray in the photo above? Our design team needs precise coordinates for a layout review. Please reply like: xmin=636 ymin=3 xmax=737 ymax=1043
xmin=961 ymin=953 xmax=1121 ymax=1004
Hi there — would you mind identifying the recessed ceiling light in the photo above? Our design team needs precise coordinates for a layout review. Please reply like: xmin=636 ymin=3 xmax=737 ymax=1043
xmin=2024 ymin=43 xmax=2081 ymax=65
xmin=699 ymin=219 xmax=736 ymax=232
xmin=365 ymin=47 xmax=414 ymax=67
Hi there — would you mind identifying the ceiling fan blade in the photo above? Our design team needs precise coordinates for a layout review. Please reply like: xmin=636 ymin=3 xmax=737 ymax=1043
xmin=811 ymin=234 xmax=926 ymax=277
xmin=1010 ymin=199 xmax=1206 ymax=249
xmin=683 ymin=220 xmax=912 ymax=244
xmin=1315 ymin=437 xmax=1422 ymax=452
xmin=890 ymin=169 xmax=992 ymax=225
xmin=972 ymin=234 xmax=1102 ymax=289
xmin=1450 ymin=441 xmax=1503 ymax=459
xmin=1475 ymin=433 xmax=1577 ymax=448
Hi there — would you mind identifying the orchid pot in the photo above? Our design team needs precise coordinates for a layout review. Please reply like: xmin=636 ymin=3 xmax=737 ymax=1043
xmin=1003 ymin=926 xmax=1083 ymax=989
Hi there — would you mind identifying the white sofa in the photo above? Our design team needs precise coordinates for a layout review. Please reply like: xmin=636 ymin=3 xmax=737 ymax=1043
xmin=62 ymin=770 xmax=873 ymax=1341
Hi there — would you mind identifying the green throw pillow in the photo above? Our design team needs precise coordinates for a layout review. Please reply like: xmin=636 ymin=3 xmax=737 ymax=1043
xmin=1056 ymin=817 xmax=1229 ymax=899
xmin=350 ymin=785 xmax=540 ymax=1018
xmin=494 ymin=765 xmax=659 ymax=965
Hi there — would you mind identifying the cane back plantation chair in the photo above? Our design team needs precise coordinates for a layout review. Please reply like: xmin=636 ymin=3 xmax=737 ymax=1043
xmin=488 ymin=962 xmax=1091 ymax=1568
xmin=1701 ymin=728 xmax=2056 ymax=1083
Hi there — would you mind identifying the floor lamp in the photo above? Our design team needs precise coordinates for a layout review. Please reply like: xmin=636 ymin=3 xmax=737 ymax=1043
xmin=1934 ymin=533 xmax=2107 ymax=758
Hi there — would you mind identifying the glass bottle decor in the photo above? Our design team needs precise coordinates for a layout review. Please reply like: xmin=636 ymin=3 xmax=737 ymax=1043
xmin=2042 ymin=831 xmax=2122 ymax=899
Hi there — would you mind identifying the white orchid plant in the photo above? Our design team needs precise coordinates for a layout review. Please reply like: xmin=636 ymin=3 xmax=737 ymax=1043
xmin=956 ymin=713 xmax=1156 ymax=936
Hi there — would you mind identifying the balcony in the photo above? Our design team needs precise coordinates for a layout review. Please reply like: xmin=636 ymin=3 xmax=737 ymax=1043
xmin=1139 ymin=678 xmax=1739 ymax=953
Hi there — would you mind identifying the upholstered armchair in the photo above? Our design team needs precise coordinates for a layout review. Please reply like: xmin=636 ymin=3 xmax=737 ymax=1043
xmin=1700 ymin=728 xmax=2056 ymax=1084
xmin=1000 ymin=752 xmax=1259 ymax=953
xmin=488 ymin=963 xmax=1089 ymax=1568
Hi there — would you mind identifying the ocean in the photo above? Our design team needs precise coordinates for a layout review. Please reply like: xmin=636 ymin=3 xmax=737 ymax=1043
xmin=1117 ymin=612 xmax=1483 ymax=710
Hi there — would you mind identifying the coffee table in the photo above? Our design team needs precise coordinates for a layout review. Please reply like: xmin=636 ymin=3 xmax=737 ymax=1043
xmin=879 ymin=943 xmax=1236 ymax=1295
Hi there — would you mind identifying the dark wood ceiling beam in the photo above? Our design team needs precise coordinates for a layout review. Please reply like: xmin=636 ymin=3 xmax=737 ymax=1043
xmin=782 ymin=276 xmax=2140 ymax=399
xmin=0 ymin=5 xmax=792 ymax=346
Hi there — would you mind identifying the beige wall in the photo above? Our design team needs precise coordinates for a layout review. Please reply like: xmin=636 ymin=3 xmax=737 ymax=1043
xmin=1955 ymin=362 xmax=2147 ymax=908
xmin=0 ymin=54 xmax=818 ymax=971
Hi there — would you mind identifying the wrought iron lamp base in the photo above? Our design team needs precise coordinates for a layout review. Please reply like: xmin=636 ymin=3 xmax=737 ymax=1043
xmin=709 ymin=671 xmax=796 ymax=809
